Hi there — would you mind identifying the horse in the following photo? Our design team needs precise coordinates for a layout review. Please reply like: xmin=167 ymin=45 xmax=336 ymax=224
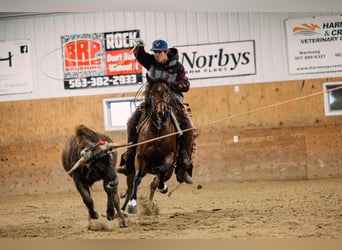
xmin=121 ymin=75 xmax=179 ymax=214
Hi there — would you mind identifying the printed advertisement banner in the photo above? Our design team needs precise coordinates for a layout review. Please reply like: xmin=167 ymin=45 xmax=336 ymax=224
xmin=285 ymin=15 xmax=342 ymax=74
xmin=177 ymin=40 xmax=256 ymax=79
xmin=0 ymin=39 xmax=33 ymax=95
xmin=61 ymin=29 xmax=143 ymax=90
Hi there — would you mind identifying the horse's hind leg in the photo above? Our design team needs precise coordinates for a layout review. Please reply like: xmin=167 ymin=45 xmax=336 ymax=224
xmin=149 ymin=177 xmax=158 ymax=201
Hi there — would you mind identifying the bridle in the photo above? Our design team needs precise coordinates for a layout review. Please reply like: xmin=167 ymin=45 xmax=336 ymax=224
xmin=149 ymin=84 xmax=171 ymax=130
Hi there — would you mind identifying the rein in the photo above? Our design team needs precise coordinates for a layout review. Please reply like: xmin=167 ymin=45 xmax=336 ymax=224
xmin=153 ymin=99 xmax=170 ymax=129
xmin=148 ymin=83 xmax=172 ymax=130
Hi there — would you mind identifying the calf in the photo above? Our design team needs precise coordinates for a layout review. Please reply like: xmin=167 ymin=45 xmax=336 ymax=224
xmin=61 ymin=124 xmax=127 ymax=228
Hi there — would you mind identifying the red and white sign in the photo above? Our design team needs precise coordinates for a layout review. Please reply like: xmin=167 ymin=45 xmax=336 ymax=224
xmin=61 ymin=30 xmax=142 ymax=90
xmin=63 ymin=39 xmax=102 ymax=71
xmin=106 ymin=49 xmax=142 ymax=75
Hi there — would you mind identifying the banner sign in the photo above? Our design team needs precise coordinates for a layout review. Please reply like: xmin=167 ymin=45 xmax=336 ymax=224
xmin=0 ymin=39 xmax=33 ymax=95
xmin=177 ymin=40 xmax=256 ymax=79
xmin=285 ymin=15 xmax=342 ymax=74
xmin=61 ymin=29 xmax=142 ymax=89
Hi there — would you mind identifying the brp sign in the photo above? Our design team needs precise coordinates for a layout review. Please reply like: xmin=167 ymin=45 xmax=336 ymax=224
xmin=63 ymin=39 xmax=102 ymax=69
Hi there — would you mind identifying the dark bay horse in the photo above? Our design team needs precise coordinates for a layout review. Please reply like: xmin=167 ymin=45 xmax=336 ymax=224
xmin=121 ymin=75 xmax=179 ymax=214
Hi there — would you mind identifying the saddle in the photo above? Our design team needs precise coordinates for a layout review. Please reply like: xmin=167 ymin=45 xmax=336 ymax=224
xmin=136 ymin=107 xmax=182 ymax=136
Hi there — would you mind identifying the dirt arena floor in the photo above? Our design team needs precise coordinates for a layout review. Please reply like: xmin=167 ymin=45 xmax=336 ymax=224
xmin=0 ymin=177 xmax=341 ymax=239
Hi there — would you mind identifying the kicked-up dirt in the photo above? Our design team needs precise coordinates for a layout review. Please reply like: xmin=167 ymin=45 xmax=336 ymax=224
xmin=0 ymin=177 xmax=341 ymax=239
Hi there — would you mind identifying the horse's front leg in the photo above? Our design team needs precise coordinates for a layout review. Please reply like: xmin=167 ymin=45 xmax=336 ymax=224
xmin=127 ymin=169 xmax=142 ymax=214
xmin=111 ymin=184 xmax=128 ymax=228
xmin=155 ymin=152 xmax=175 ymax=196
xmin=120 ymin=174 xmax=134 ymax=211
xmin=127 ymin=151 xmax=147 ymax=214
xmin=157 ymin=163 xmax=169 ymax=193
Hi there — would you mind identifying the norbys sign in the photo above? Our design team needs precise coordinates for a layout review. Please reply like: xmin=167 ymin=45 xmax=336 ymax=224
xmin=177 ymin=40 xmax=256 ymax=79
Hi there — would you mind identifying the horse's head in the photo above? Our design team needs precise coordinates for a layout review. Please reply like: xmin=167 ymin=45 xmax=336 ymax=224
xmin=146 ymin=74 xmax=171 ymax=128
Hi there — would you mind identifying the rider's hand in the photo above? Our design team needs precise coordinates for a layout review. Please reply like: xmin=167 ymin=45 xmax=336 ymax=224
xmin=135 ymin=38 xmax=145 ymax=46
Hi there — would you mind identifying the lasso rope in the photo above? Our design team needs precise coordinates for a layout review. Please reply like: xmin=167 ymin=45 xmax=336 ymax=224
xmin=125 ymin=84 xmax=342 ymax=150
xmin=162 ymin=84 xmax=342 ymax=197
xmin=48 ymin=38 xmax=342 ymax=196
xmin=168 ymin=183 xmax=182 ymax=197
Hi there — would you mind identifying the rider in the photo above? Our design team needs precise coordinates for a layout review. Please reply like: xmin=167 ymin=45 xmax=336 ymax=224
xmin=117 ymin=38 xmax=194 ymax=184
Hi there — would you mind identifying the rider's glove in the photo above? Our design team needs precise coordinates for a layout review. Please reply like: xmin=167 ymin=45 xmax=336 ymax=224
xmin=135 ymin=38 xmax=145 ymax=46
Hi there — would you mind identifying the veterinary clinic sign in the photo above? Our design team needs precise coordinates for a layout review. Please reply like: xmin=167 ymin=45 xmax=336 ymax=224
xmin=177 ymin=40 xmax=256 ymax=79
xmin=285 ymin=15 xmax=342 ymax=74
xmin=0 ymin=39 xmax=33 ymax=95
xmin=61 ymin=29 xmax=142 ymax=89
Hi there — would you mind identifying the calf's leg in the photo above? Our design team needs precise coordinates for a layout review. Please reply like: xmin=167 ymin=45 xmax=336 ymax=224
xmin=103 ymin=159 xmax=119 ymax=220
xmin=74 ymin=179 xmax=98 ymax=220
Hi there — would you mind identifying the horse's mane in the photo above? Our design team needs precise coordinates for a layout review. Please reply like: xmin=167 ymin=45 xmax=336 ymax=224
xmin=148 ymin=77 xmax=169 ymax=86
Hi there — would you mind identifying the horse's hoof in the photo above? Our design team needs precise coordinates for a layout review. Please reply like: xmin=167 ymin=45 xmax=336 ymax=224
xmin=158 ymin=183 xmax=168 ymax=194
xmin=119 ymin=221 xmax=128 ymax=228
xmin=128 ymin=205 xmax=137 ymax=214
xmin=89 ymin=211 xmax=99 ymax=220
xmin=159 ymin=186 xmax=168 ymax=194
xmin=107 ymin=214 xmax=114 ymax=221
xmin=127 ymin=199 xmax=137 ymax=214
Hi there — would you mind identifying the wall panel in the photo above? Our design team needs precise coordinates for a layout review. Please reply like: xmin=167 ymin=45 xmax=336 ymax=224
xmin=1 ymin=12 xmax=342 ymax=196
xmin=1 ymin=77 xmax=342 ymax=196
xmin=1 ymin=11 xmax=341 ymax=102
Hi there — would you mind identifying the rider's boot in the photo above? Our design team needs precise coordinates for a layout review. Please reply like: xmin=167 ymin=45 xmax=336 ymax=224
xmin=177 ymin=149 xmax=193 ymax=184
xmin=176 ymin=132 xmax=194 ymax=184
xmin=117 ymin=146 xmax=136 ymax=175
xmin=175 ymin=105 xmax=194 ymax=184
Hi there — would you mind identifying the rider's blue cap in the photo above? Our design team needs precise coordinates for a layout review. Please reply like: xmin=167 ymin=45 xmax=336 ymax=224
xmin=151 ymin=39 xmax=168 ymax=51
